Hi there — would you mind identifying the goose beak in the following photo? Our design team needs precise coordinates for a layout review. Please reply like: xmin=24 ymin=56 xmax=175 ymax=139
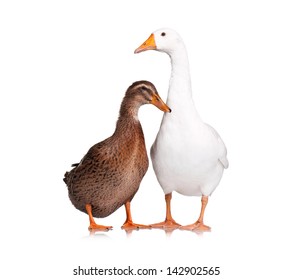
xmin=134 ymin=34 xmax=156 ymax=54
xmin=151 ymin=93 xmax=171 ymax=113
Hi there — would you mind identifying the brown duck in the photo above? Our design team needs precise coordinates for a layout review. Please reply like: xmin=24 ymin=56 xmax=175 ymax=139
xmin=64 ymin=81 xmax=171 ymax=231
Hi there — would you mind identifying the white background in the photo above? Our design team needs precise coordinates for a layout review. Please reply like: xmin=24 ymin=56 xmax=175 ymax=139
xmin=1 ymin=0 xmax=293 ymax=279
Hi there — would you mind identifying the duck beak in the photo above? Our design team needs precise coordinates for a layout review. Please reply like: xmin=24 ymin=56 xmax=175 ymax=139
xmin=134 ymin=34 xmax=156 ymax=54
xmin=151 ymin=93 xmax=171 ymax=113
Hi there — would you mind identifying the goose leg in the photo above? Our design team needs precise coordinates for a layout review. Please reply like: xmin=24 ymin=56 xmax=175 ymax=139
xmin=150 ymin=193 xmax=181 ymax=229
xmin=121 ymin=201 xmax=151 ymax=230
xmin=85 ymin=204 xmax=113 ymax=231
xmin=180 ymin=196 xmax=211 ymax=231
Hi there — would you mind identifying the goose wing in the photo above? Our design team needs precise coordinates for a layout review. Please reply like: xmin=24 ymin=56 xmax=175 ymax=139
xmin=206 ymin=123 xmax=229 ymax=169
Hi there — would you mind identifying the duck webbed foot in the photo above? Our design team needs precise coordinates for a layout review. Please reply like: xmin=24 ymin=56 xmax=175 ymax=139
xmin=88 ymin=223 xmax=113 ymax=231
xmin=121 ymin=201 xmax=151 ymax=231
xmin=86 ymin=204 xmax=113 ymax=231
xmin=121 ymin=221 xmax=151 ymax=230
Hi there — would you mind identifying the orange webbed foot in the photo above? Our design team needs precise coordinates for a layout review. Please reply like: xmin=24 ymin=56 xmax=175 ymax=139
xmin=180 ymin=221 xmax=211 ymax=232
xmin=85 ymin=204 xmax=112 ymax=232
xmin=88 ymin=223 xmax=113 ymax=232
xmin=121 ymin=221 xmax=151 ymax=231
xmin=150 ymin=218 xmax=181 ymax=229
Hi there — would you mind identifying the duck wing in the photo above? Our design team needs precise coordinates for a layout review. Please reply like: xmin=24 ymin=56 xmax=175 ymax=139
xmin=63 ymin=137 xmax=119 ymax=186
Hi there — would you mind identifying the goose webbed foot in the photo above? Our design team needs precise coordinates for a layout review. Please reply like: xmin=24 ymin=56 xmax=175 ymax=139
xmin=180 ymin=196 xmax=211 ymax=231
xmin=180 ymin=221 xmax=211 ymax=231
xmin=150 ymin=218 xmax=181 ymax=229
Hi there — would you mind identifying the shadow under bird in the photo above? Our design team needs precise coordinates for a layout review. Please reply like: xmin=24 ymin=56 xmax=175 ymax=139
xmin=64 ymin=81 xmax=171 ymax=231
xmin=135 ymin=28 xmax=229 ymax=231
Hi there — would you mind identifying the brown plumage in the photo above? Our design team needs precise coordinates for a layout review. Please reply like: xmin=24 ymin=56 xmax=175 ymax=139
xmin=64 ymin=81 xmax=171 ymax=231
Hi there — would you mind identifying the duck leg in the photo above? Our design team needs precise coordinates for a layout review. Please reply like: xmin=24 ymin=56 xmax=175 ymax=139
xmin=180 ymin=196 xmax=211 ymax=231
xmin=85 ymin=204 xmax=113 ymax=231
xmin=121 ymin=201 xmax=151 ymax=230
xmin=150 ymin=193 xmax=181 ymax=229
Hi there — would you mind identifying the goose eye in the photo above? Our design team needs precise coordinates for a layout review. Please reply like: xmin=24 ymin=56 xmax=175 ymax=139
xmin=161 ymin=32 xmax=166 ymax=37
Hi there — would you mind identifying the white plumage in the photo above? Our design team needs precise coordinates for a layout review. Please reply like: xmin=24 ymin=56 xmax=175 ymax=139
xmin=135 ymin=28 xmax=228 ymax=230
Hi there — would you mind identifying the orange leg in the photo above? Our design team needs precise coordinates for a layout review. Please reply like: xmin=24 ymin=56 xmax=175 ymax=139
xmin=85 ymin=204 xmax=112 ymax=231
xmin=150 ymin=193 xmax=181 ymax=229
xmin=121 ymin=201 xmax=151 ymax=230
xmin=180 ymin=196 xmax=211 ymax=231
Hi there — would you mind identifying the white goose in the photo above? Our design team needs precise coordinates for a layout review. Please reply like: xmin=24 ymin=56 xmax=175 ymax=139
xmin=134 ymin=28 xmax=228 ymax=231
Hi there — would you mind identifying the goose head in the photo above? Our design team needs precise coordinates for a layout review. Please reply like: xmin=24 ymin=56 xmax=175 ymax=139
xmin=134 ymin=28 xmax=184 ymax=55
xmin=123 ymin=81 xmax=171 ymax=113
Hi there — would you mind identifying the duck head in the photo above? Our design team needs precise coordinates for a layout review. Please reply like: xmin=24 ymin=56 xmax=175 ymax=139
xmin=134 ymin=28 xmax=183 ymax=55
xmin=126 ymin=81 xmax=171 ymax=113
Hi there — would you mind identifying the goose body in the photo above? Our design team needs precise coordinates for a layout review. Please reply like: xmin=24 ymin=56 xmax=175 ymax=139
xmin=64 ymin=81 xmax=171 ymax=231
xmin=152 ymin=116 xmax=227 ymax=197
xmin=135 ymin=28 xmax=228 ymax=230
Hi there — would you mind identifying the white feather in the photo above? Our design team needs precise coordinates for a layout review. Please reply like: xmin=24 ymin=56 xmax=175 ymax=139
xmin=150 ymin=28 xmax=229 ymax=197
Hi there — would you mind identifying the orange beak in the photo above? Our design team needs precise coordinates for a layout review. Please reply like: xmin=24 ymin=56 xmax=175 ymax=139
xmin=134 ymin=33 xmax=156 ymax=54
xmin=151 ymin=93 xmax=171 ymax=113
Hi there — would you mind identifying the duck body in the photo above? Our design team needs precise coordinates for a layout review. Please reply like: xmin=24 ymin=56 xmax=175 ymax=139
xmin=135 ymin=28 xmax=228 ymax=230
xmin=64 ymin=81 xmax=171 ymax=230
xmin=65 ymin=118 xmax=148 ymax=218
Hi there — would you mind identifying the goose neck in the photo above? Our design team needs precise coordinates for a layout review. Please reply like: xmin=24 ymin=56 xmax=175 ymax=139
xmin=166 ymin=47 xmax=200 ymax=118
xmin=169 ymin=47 xmax=191 ymax=78
xmin=168 ymin=51 xmax=192 ymax=99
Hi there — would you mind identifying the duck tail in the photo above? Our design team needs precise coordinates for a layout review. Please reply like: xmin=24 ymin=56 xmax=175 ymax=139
xmin=63 ymin=171 xmax=69 ymax=184
xmin=63 ymin=162 xmax=79 ymax=185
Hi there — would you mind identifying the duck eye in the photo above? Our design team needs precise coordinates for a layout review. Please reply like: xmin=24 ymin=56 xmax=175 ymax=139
xmin=161 ymin=32 xmax=166 ymax=37
xmin=141 ymin=86 xmax=148 ymax=91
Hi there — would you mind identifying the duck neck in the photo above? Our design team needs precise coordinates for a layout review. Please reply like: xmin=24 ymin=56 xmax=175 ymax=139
xmin=119 ymin=98 xmax=140 ymax=121
xmin=114 ymin=99 xmax=142 ymax=136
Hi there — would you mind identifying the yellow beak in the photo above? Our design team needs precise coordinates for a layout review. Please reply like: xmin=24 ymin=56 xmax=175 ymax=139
xmin=134 ymin=33 xmax=156 ymax=54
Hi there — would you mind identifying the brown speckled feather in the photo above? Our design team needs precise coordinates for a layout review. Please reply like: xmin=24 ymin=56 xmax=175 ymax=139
xmin=65 ymin=121 xmax=148 ymax=218
xmin=64 ymin=82 xmax=156 ymax=218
